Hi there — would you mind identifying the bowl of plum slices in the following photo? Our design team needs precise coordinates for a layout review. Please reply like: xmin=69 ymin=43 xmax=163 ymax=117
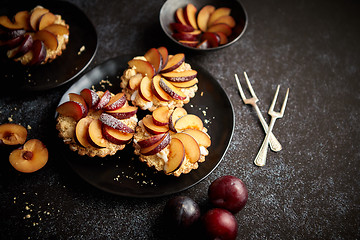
xmin=160 ymin=0 xmax=248 ymax=51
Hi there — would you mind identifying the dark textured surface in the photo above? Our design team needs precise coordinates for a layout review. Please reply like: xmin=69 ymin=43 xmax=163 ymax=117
xmin=0 ymin=0 xmax=359 ymax=239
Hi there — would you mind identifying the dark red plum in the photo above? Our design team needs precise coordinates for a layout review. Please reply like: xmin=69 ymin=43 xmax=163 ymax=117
xmin=208 ymin=175 xmax=248 ymax=213
xmin=163 ymin=196 xmax=201 ymax=229
xmin=202 ymin=208 xmax=238 ymax=240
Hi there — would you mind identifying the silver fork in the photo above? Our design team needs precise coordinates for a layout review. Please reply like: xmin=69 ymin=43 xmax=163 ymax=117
xmin=235 ymin=72 xmax=282 ymax=152
xmin=254 ymin=85 xmax=289 ymax=166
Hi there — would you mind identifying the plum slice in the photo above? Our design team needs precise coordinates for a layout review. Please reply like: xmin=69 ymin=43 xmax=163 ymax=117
xmin=38 ymin=12 xmax=56 ymax=30
xmin=0 ymin=123 xmax=27 ymax=145
xmin=142 ymin=115 xmax=169 ymax=135
xmin=157 ymin=46 xmax=169 ymax=71
xmin=7 ymin=34 xmax=33 ymax=59
xmin=169 ymin=107 xmax=187 ymax=132
xmin=152 ymin=106 xmax=170 ymax=126
xmin=14 ymin=11 xmax=31 ymax=31
xmin=95 ymin=90 xmax=111 ymax=110
xmin=159 ymin=78 xmax=187 ymax=100
xmin=179 ymin=40 xmax=199 ymax=48
xmin=128 ymin=59 xmax=155 ymax=79
xmin=170 ymin=78 xmax=198 ymax=88
xmin=139 ymin=76 xmax=153 ymax=102
xmin=102 ymin=124 xmax=133 ymax=145
xmin=105 ymin=106 xmax=138 ymax=119
xmin=88 ymin=119 xmax=108 ymax=148
xmin=144 ymin=48 xmax=163 ymax=74
xmin=213 ymin=15 xmax=236 ymax=28
xmin=207 ymin=7 xmax=231 ymax=27
xmin=175 ymin=8 xmax=187 ymax=26
xmin=164 ymin=138 xmax=185 ymax=174
xmin=80 ymin=88 xmax=100 ymax=109
xmin=34 ymin=30 xmax=58 ymax=50
xmin=137 ymin=132 xmax=166 ymax=148
xmin=160 ymin=53 xmax=185 ymax=73
xmin=0 ymin=15 xmax=22 ymax=29
xmin=128 ymin=73 xmax=142 ymax=90
xmin=170 ymin=23 xmax=194 ymax=33
xmin=174 ymin=114 xmax=203 ymax=132
xmin=43 ymin=24 xmax=69 ymax=35
xmin=140 ymin=132 xmax=170 ymax=156
xmin=184 ymin=3 xmax=198 ymax=30
xmin=56 ymin=101 xmax=87 ymax=121
xmin=29 ymin=39 xmax=47 ymax=66
xmin=151 ymin=75 xmax=171 ymax=102
xmin=207 ymin=23 xmax=232 ymax=36
xmin=99 ymin=113 xmax=135 ymax=133
xmin=197 ymin=5 xmax=215 ymax=32
xmin=75 ymin=117 xmax=93 ymax=148
xmin=172 ymin=133 xmax=200 ymax=163
xmin=29 ymin=7 xmax=49 ymax=31
xmin=103 ymin=92 xmax=126 ymax=111
xmin=161 ymin=70 xmax=197 ymax=82
xmin=183 ymin=129 xmax=211 ymax=148
xmin=9 ymin=139 xmax=48 ymax=173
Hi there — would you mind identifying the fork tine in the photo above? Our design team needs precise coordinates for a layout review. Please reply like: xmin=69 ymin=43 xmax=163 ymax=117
xmin=280 ymin=88 xmax=289 ymax=115
xmin=269 ymin=85 xmax=280 ymax=112
xmin=243 ymin=72 xmax=258 ymax=99
xmin=234 ymin=74 xmax=247 ymax=101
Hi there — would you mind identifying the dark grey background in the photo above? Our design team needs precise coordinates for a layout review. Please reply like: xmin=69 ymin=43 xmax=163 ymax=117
xmin=1 ymin=0 xmax=359 ymax=239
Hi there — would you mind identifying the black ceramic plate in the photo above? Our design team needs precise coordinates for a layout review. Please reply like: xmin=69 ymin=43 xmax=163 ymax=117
xmin=160 ymin=0 xmax=247 ymax=51
xmin=0 ymin=0 xmax=97 ymax=91
xmin=56 ymin=54 xmax=234 ymax=198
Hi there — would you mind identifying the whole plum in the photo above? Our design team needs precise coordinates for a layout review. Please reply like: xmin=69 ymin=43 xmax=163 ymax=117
xmin=202 ymin=208 xmax=238 ymax=240
xmin=163 ymin=196 xmax=201 ymax=229
xmin=208 ymin=175 xmax=248 ymax=213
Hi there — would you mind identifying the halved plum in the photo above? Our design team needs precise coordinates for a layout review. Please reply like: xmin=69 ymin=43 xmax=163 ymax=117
xmin=9 ymin=139 xmax=48 ymax=173
xmin=0 ymin=123 xmax=27 ymax=145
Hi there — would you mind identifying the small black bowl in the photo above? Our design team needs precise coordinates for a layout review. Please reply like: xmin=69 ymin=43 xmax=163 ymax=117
xmin=160 ymin=0 xmax=248 ymax=51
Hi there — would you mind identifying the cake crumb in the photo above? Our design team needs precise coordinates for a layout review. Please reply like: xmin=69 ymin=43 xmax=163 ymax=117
xmin=78 ymin=46 xmax=85 ymax=55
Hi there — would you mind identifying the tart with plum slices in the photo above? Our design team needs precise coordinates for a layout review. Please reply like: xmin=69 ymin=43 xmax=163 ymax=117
xmin=120 ymin=47 xmax=198 ymax=112
xmin=133 ymin=106 xmax=211 ymax=177
xmin=0 ymin=6 xmax=69 ymax=65
xmin=56 ymin=88 xmax=138 ymax=157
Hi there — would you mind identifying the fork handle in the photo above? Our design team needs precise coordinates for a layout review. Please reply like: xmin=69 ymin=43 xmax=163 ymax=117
xmin=254 ymin=117 xmax=277 ymax=167
xmin=253 ymin=105 xmax=282 ymax=152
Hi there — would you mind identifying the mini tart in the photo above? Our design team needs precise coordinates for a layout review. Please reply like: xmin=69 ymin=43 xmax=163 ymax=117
xmin=56 ymin=90 xmax=138 ymax=158
xmin=133 ymin=107 xmax=211 ymax=177
xmin=120 ymin=48 xmax=198 ymax=112
xmin=0 ymin=6 xmax=69 ymax=65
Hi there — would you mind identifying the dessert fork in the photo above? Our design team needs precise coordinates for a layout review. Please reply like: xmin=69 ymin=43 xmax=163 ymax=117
xmin=235 ymin=72 xmax=282 ymax=152
xmin=254 ymin=85 xmax=289 ymax=167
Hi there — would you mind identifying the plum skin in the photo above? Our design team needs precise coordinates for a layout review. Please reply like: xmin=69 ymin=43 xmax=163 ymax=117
xmin=208 ymin=175 xmax=248 ymax=213
xmin=163 ymin=196 xmax=201 ymax=229
xmin=202 ymin=208 xmax=238 ymax=240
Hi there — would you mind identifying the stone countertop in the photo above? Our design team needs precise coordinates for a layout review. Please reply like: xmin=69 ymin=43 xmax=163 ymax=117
xmin=1 ymin=0 xmax=359 ymax=239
